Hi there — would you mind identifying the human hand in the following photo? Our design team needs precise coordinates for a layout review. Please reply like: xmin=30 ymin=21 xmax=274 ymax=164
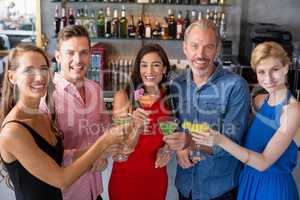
xmin=132 ymin=108 xmax=151 ymax=129
xmin=191 ymin=129 xmax=221 ymax=146
xmin=100 ymin=144 xmax=122 ymax=158
xmin=90 ymin=158 xmax=108 ymax=173
xmin=176 ymin=149 xmax=194 ymax=169
xmin=155 ymin=146 xmax=172 ymax=168
xmin=163 ymin=132 xmax=190 ymax=150
xmin=105 ymin=124 xmax=129 ymax=145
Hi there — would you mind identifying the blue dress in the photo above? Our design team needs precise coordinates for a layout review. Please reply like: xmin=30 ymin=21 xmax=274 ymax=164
xmin=238 ymin=92 xmax=299 ymax=200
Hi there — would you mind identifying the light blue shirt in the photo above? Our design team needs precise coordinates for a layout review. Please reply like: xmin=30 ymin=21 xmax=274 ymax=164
xmin=170 ymin=63 xmax=251 ymax=200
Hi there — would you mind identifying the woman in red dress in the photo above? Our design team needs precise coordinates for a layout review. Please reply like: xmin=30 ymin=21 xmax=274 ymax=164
xmin=109 ymin=44 xmax=173 ymax=200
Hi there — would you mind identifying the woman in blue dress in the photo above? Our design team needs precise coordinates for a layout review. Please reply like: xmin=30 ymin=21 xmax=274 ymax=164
xmin=191 ymin=41 xmax=300 ymax=200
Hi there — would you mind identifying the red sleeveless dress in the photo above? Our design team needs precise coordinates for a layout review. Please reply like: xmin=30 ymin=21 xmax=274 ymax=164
xmin=109 ymin=93 xmax=169 ymax=200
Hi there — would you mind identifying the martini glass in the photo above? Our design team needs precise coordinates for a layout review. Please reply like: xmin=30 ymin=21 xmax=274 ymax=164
xmin=158 ymin=116 xmax=179 ymax=153
xmin=189 ymin=122 xmax=213 ymax=161
xmin=111 ymin=115 xmax=133 ymax=162
xmin=137 ymin=94 xmax=158 ymax=135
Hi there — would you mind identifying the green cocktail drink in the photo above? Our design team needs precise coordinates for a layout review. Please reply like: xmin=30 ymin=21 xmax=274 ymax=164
xmin=159 ymin=121 xmax=178 ymax=135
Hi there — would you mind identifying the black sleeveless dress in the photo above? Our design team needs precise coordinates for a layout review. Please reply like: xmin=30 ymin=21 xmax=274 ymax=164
xmin=2 ymin=120 xmax=64 ymax=200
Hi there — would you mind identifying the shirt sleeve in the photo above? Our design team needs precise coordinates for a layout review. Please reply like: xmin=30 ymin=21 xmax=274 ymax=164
xmin=212 ymin=78 xmax=251 ymax=156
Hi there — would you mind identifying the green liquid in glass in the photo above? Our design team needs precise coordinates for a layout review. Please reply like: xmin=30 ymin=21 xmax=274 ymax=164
xmin=112 ymin=118 xmax=131 ymax=126
xmin=159 ymin=121 xmax=178 ymax=135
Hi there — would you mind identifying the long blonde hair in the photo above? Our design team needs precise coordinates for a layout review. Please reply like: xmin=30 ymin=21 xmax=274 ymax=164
xmin=0 ymin=43 xmax=59 ymax=188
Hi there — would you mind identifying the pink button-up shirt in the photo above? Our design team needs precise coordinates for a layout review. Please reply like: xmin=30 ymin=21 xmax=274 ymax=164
xmin=41 ymin=73 xmax=110 ymax=200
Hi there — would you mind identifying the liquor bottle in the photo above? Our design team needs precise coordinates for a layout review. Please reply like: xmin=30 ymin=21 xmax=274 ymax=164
xmin=167 ymin=9 xmax=176 ymax=39
xmin=128 ymin=15 xmax=136 ymax=38
xmin=219 ymin=0 xmax=224 ymax=4
xmin=213 ymin=9 xmax=218 ymax=25
xmin=111 ymin=9 xmax=119 ymax=38
xmin=176 ymin=11 xmax=184 ymax=40
xmin=84 ymin=5 xmax=89 ymax=18
xmin=105 ymin=7 xmax=112 ymax=38
xmin=219 ymin=12 xmax=226 ymax=39
xmin=75 ymin=8 xmax=83 ymax=26
xmin=152 ymin=20 xmax=161 ymax=39
xmin=209 ymin=9 xmax=214 ymax=20
xmin=160 ymin=0 xmax=166 ymax=3
xmin=183 ymin=0 xmax=190 ymax=4
xmin=137 ymin=16 xmax=145 ymax=39
xmin=175 ymin=0 xmax=182 ymax=4
xmin=60 ymin=7 xmax=68 ymax=29
xmin=119 ymin=5 xmax=128 ymax=38
xmin=97 ymin=8 xmax=105 ymax=37
xmin=161 ymin=24 xmax=169 ymax=40
xmin=82 ymin=6 xmax=90 ymax=32
xmin=197 ymin=11 xmax=202 ymax=21
xmin=68 ymin=8 xmax=76 ymax=25
xmin=210 ymin=0 xmax=218 ymax=4
xmin=144 ymin=17 xmax=152 ymax=39
xmin=183 ymin=10 xmax=190 ymax=33
xmin=54 ymin=5 xmax=61 ymax=37
xmin=190 ymin=10 xmax=197 ymax=23
xmin=205 ymin=8 xmax=210 ymax=19
xmin=89 ymin=10 xmax=97 ymax=38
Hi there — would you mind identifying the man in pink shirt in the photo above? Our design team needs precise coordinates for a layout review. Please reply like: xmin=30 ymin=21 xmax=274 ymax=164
xmin=42 ymin=25 xmax=110 ymax=200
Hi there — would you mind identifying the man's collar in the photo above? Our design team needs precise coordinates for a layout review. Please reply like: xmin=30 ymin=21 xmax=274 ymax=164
xmin=180 ymin=62 xmax=224 ymax=84
xmin=53 ymin=72 xmax=86 ymax=90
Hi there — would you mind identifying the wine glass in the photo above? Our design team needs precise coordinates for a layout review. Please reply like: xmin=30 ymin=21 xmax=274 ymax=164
xmin=111 ymin=114 xmax=133 ymax=162
xmin=157 ymin=116 xmax=179 ymax=153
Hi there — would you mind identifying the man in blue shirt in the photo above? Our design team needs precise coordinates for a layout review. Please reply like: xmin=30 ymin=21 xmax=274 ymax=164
xmin=164 ymin=20 xmax=250 ymax=200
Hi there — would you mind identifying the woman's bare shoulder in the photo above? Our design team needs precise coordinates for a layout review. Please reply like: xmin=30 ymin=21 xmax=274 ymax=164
xmin=253 ymin=94 xmax=268 ymax=111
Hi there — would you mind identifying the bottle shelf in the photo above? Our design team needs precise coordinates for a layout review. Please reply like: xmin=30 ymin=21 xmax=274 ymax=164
xmin=51 ymin=0 xmax=230 ymax=6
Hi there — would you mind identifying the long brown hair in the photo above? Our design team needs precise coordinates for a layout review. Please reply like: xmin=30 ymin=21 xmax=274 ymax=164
xmin=0 ymin=43 xmax=58 ymax=188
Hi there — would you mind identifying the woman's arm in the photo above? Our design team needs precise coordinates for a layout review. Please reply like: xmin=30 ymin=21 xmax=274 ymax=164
xmin=112 ymin=90 xmax=131 ymax=117
xmin=0 ymin=123 xmax=125 ymax=190
xmin=192 ymin=100 xmax=300 ymax=172
xmin=112 ymin=90 xmax=149 ymax=148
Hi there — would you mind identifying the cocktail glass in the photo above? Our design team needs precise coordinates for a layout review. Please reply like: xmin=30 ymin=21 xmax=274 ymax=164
xmin=158 ymin=116 xmax=179 ymax=153
xmin=111 ymin=115 xmax=133 ymax=162
xmin=189 ymin=122 xmax=213 ymax=161
xmin=137 ymin=94 xmax=158 ymax=135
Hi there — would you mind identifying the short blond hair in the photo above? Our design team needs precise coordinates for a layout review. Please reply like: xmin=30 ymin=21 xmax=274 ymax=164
xmin=250 ymin=41 xmax=291 ymax=70
xmin=184 ymin=19 xmax=221 ymax=48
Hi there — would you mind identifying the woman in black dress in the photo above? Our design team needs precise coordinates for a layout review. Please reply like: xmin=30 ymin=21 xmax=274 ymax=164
xmin=0 ymin=44 xmax=127 ymax=200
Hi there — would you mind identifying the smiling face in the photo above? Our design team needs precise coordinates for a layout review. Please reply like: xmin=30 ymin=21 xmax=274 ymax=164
xmin=256 ymin=57 xmax=288 ymax=93
xmin=139 ymin=52 xmax=167 ymax=88
xmin=9 ymin=51 xmax=50 ymax=100
xmin=55 ymin=36 xmax=90 ymax=84
xmin=183 ymin=26 xmax=219 ymax=77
